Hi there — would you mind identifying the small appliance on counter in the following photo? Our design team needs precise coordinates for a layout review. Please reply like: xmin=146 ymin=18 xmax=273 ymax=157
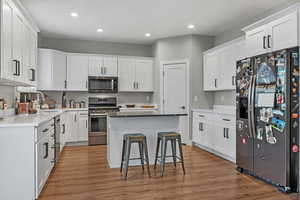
xmin=88 ymin=97 xmax=119 ymax=145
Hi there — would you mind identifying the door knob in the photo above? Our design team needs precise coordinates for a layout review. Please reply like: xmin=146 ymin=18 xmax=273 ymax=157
xmin=181 ymin=106 xmax=185 ymax=109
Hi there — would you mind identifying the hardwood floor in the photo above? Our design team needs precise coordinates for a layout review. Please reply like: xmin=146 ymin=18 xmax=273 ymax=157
xmin=39 ymin=145 xmax=300 ymax=200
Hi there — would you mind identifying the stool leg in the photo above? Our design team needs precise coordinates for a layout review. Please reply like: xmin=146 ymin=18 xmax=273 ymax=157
xmin=120 ymin=139 xmax=126 ymax=173
xmin=143 ymin=138 xmax=151 ymax=177
xmin=138 ymin=141 xmax=145 ymax=171
xmin=124 ymin=140 xmax=132 ymax=179
xmin=160 ymin=137 xmax=167 ymax=176
xmin=171 ymin=139 xmax=177 ymax=168
xmin=177 ymin=137 xmax=186 ymax=175
xmin=154 ymin=137 xmax=161 ymax=169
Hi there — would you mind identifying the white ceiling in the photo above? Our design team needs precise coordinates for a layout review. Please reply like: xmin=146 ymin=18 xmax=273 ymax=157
xmin=21 ymin=0 xmax=293 ymax=44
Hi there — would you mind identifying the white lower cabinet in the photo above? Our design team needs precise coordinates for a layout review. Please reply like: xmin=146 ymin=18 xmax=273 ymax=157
xmin=192 ymin=111 xmax=236 ymax=162
xmin=64 ymin=111 xmax=88 ymax=143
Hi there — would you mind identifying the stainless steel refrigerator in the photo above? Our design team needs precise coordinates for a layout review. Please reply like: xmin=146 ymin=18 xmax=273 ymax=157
xmin=236 ymin=47 xmax=299 ymax=192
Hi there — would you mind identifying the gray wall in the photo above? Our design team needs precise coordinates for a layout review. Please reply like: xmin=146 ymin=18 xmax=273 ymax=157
xmin=38 ymin=36 xmax=153 ymax=57
xmin=152 ymin=35 xmax=215 ymax=109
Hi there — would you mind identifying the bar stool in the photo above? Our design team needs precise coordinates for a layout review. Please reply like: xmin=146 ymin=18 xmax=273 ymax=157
xmin=154 ymin=132 xmax=185 ymax=176
xmin=120 ymin=133 xmax=151 ymax=179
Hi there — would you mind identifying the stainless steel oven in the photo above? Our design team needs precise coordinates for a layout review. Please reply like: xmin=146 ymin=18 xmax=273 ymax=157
xmin=88 ymin=97 xmax=119 ymax=145
xmin=88 ymin=76 xmax=118 ymax=93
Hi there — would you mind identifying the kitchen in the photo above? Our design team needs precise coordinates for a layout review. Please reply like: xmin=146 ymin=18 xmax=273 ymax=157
xmin=1 ymin=0 xmax=300 ymax=200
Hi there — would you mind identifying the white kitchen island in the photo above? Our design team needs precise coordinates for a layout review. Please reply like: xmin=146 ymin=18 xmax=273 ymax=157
xmin=107 ymin=112 xmax=188 ymax=168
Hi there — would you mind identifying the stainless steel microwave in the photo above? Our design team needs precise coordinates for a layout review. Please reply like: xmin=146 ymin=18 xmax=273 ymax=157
xmin=88 ymin=76 xmax=118 ymax=93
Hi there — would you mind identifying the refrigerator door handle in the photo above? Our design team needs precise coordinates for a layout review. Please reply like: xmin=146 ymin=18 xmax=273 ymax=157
xmin=250 ymin=75 xmax=256 ymax=139
xmin=247 ymin=75 xmax=254 ymax=138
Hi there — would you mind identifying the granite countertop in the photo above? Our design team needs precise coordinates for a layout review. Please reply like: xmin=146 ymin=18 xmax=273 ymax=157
xmin=0 ymin=108 xmax=88 ymax=128
xmin=108 ymin=111 xmax=188 ymax=118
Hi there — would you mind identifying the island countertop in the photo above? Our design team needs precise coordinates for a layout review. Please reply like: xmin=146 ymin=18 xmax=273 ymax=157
xmin=108 ymin=111 xmax=188 ymax=118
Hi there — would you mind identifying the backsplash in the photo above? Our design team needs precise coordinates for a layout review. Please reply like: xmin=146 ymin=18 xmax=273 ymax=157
xmin=43 ymin=91 xmax=153 ymax=107
xmin=0 ymin=85 xmax=15 ymax=108
xmin=214 ymin=91 xmax=235 ymax=106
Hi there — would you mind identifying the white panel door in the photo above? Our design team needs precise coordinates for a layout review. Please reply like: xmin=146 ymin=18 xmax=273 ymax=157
xmin=77 ymin=115 xmax=88 ymax=141
xmin=103 ymin=56 xmax=118 ymax=76
xmin=2 ymin=0 xmax=14 ymax=81
xmin=245 ymin=25 xmax=268 ymax=57
xmin=52 ymin=51 xmax=67 ymax=90
xmin=163 ymin=63 xmax=187 ymax=114
xmin=67 ymin=55 xmax=88 ymax=91
xmin=203 ymin=52 xmax=219 ymax=91
xmin=268 ymin=11 xmax=298 ymax=52
xmin=135 ymin=59 xmax=153 ymax=91
xmin=88 ymin=56 xmax=102 ymax=76
xmin=67 ymin=112 xmax=78 ymax=142
xmin=118 ymin=57 xmax=135 ymax=91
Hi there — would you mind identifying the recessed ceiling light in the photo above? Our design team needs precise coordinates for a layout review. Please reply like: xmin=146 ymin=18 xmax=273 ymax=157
xmin=187 ymin=24 xmax=195 ymax=29
xmin=97 ymin=28 xmax=103 ymax=33
xmin=144 ymin=33 xmax=151 ymax=37
xmin=70 ymin=12 xmax=79 ymax=17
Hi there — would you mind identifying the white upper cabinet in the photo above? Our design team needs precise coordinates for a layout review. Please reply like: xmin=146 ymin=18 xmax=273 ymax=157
xmin=67 ymin=54 xmax=88 ymax=91
xmin=1 ymin=0 xmax=14 ymax=81
xmin=245 ymin=26 xmax=268 ymax=57
xmin=135 ymin=58 xmax=153 ymax=92
xmin=103 ymin=56 xmax=118 ymax=76
xmin=88 ymin=56 xmax=103 ymax=76
xmin=89 ymin=55 xmax=118 ymax=77
xmin=38 ymin=49 xmax=67 ymax=91
xmin=1 ymin=0 xmax=38 ymax=86
xmin=244 ymin=11 xmax=298 ymax=57
xmin=203 ymin=52 xmax=219 ymax=91
xmin=268 ymin=11 xmax=298 ymax=52
xmin=118 ymin=57 xmax=154 ymax=92
xmin=203 ymin=38 xmax=244 ymax=91
xmin=118 ymin=57 xmax=136 ymax=92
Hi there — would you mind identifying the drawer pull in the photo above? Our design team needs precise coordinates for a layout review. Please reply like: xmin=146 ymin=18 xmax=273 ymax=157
xmin=222 ymin=119 xmax=230 ymax=121
xmin=42 ymin=128 xmax=49 ymax=133
xmin=199 ymin=115 xmax=205 ymax=117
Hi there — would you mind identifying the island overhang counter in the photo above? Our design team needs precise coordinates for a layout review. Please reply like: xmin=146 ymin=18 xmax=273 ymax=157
xmin=107 ymin=112 xmax=188 ymax=168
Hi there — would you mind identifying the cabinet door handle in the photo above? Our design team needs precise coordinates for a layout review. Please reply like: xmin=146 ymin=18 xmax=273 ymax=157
xmin=223 ymin=128 xmax=226 ymax=138
xmin=17 ymin=60 xmax=21 ymax=76
xmin=214 ymin=79 xmax=217 ymax=88
xmin=232 ymin=76 xmax=235 ymax=86
xmin=263 ymin=36 xmax=266 ymax=49
xmin=30 ymin=68 xmax=35 ymax=81
xmin=64 ymin=80 xmax=67 ymax=89
xmin=199 ymin=115 xmax=205 ymax=117
xmin=62 ymin=124 xmax=65 ymax=134
xmin=267 ymin=35 xmax=271 ymax=49
xmin=13 ymin=60 xmax=18 ymax=76
xmin=227 ymin=129 xmax=229 ymax=139
xmin=43 ymin=142 xmax=49 ymax=159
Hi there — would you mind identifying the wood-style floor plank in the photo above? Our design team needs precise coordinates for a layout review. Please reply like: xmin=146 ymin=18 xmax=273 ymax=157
xmin=39 ymin=145 xmax=300 ymax=200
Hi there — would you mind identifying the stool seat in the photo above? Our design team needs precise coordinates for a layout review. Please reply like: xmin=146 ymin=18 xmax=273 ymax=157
xmin=120 ymin=133 xmax=150 ymax=179
xmin=158 ymin=132 xmax=180 ymax=138
xmin=154 ymin=132 xmax=185 ymax=176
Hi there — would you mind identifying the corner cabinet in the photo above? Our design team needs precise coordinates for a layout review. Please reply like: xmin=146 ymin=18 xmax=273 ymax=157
xmin=66 ymin=54 xmax=88 ymax=91
xmin=244 ymin=11 xmax=298 ymax=57
xmin=192 ymin=110 xmax=236 ymax=163
xmin=118 ymin=57 xmax=154 ymax=92
xmin=1 ymin=0 xmax=38 ymax=86
xmin=203 ymin=37 xmax=245 ymax=91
